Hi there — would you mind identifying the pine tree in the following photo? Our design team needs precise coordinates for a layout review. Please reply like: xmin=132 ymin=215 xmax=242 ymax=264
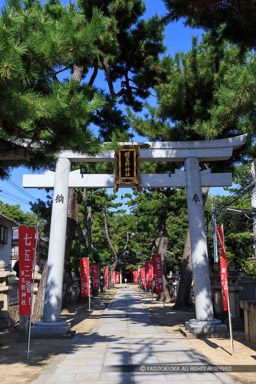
xmin=127 ymin=30 xmax=255 ymax=308
xmin=0 ymin=0 xmax=166 ymax=176
xmin=163 ymin=0 xmax=256 ymax=50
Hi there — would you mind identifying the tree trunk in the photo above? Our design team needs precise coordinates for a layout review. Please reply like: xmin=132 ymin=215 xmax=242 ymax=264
xmin=31 ymin=261 xmax=47 ymax=323
xmin=62 ymin=188 xmax=78 ymax=310
xmin=104 ymin=213 xmax=118 ymax=288
xmin=174 ymin=185 xmax=209 ymax=310
xmin=173 ymin=231 xmax=193 ymax=310
xmin=76 ymin=188 xmax=92 ymax=257
xmin=87 ymin=206 xmax=92 ymax=250
xmin=152 ymin=208 xmax=171 ymax=302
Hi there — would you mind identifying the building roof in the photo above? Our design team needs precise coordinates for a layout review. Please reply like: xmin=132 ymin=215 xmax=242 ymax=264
xmin=0 ymin=213 xmax=18 ymax=227
xmin=12 ymin=227 xmax=48 ymax=243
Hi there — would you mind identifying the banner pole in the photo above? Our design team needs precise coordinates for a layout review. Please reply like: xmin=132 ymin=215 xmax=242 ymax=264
xmin=88 ymin=258 xmax=91 ymax=313
xmin=212 ymin=205 xmax=218 ymax=263
xmin=26 ymin=206 xmax=39 ymax=360
xmin=98 ymin=263 xmax=101 ymax=304
xmin=227 ymin=292 xmax=234 ymax=354
xmin=145 ymin=270 xmax=147 ymax=295
xmin=162 ymin=257 xmax=165 ymax=314
xmin=151 ymin=259 xmax=153 ymax=300
xmin=222 ymin=225 xmax=234 ymax=354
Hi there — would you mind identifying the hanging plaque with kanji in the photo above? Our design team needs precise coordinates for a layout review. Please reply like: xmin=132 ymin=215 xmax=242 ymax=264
xmin=114 ymin=146 xmax=142 ymax=192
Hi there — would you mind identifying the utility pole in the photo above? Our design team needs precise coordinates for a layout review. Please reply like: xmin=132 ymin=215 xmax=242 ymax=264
xmin=212 ymin=205 xmax=218 ymax=263
xmin=250 ymin=159 xmax=256 ymax=261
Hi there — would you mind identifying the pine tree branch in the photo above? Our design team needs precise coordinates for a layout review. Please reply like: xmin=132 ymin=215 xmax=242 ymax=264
xmin=99 ymin=51 xmax=115 ymax=97
xmin=55 ymin=67 xmax=69 ymax=76
xmin=88 ymin=59 xmax=98 ymax=87
xmin=0 ymin=139 xmax=29 ymax=161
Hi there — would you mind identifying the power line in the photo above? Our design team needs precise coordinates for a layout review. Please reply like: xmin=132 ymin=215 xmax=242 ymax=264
xmin=6 ymin=179 xmax=38 ymax=202
xmin=215 ymin=178 xmax=255 ymax=211
xmin=0 ymin=189 xmax=33 ymax=206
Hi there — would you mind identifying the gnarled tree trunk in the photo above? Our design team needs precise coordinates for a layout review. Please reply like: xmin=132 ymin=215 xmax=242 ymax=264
xmin=62 ymin=188 xmax=78 ymax=310
xmin=152 ymin=208 xmax=171 ymax=302
xmin=104 ymin=212 xmax=118 ymax=288
xmin=31 ymin=261 xmax=47 ymax=323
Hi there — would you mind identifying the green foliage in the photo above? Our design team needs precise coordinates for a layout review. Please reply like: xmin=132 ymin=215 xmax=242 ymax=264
xmin=128 ymin=31 xmax=252 ymax=155
xmin=163 ymin=0 xmax=256 ymax=50
xmin=0 ymin=199 xmax=37 ymax=227
xmin=208 ymin=164 xmax=256 ymax=275
xmin=0 ymin=0 xmax=166 ymax=176
xmin=241 ymin=258 xmax=256 ymax=278
xmin=122 ymin=188 xmax=188 ymax=272
xmin=0 ymin=0 xmax=105 ymax=162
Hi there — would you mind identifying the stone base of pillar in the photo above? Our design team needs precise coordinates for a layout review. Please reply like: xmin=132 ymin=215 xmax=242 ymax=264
xmin=185 ymin=318 xmax=227 ymax=334
xmin=31 ymin=321 xmax=75 ymax=338
xmin=0 ymin=318 xmax=13 ymax=329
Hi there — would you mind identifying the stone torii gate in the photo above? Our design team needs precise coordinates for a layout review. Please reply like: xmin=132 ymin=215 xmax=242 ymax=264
xmin=23 ymin=134 xmax=246 ymax=336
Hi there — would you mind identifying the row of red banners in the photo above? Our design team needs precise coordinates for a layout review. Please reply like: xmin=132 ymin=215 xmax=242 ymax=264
xmin=80 ymin=259 xmax=103 ymax=297
xmin=18 ymin=225 xmax=229 ymax=315
xmin=133 ymin=255 xmax=163 ymax=293
xmin=80 ymin=261 xmax=122 ymax=297
xmin=133 ymin=242 xmax=229 ymax=309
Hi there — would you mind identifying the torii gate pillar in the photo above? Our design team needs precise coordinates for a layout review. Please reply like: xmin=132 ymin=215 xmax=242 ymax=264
xmin=185 ymin=157 xmax=225 ymax=333
xmin=32 ymin=157 xmax=71 ymax=335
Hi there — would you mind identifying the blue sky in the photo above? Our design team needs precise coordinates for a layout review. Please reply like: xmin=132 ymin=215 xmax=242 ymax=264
xmin=0 ymin=0 xmax=225 ymax=212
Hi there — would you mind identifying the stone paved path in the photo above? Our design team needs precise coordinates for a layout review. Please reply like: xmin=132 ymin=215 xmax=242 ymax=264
xmin=34 ymin=288 xmax=236 ymax=384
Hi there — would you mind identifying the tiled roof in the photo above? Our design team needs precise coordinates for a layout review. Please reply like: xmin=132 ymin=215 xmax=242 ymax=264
xmin=0 ymin=213 xmax=18 ymax=227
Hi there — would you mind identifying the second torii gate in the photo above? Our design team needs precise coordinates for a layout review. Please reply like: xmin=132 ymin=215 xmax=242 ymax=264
xmin=23 ymin=134 xmax=247 ymax=336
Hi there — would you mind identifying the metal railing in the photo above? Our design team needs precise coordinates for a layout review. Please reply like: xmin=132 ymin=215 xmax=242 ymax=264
xmin=9 ymin=279 xmax=19 ymax=304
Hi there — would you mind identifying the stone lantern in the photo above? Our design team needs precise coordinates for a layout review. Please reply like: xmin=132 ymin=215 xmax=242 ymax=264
xmin=211 ymin=261 xmax=242 ymax=319
xmin=0 ymin=260 xmax=16 ymax=329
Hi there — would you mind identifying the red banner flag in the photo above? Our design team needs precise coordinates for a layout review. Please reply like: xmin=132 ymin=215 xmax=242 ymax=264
xmin=116 ymin=271 xmax=120 ymax=284
xmin=216 ymin=226 xmax=229 ymax=311
xmin=19 ymin=226 xmax=36 ymax=315
xmin=152 ymin=254 xmax=163 ymax=293
xmin=133 ymin=271 xmax=139 ymax=284
xmin=104 ymin=266 xmax=108 ymax=288
xmin=90 ymin=263 xmax=100 ymax=290
xmin=145 ymin=261 xmax=153 ymax=289
xmin=140 ymin=268 xmax=146 ymax=289
xmin=111 ymin=270 xmax=116 ymax=285
xmin=80 ymin=258 xmax=90 ymax=297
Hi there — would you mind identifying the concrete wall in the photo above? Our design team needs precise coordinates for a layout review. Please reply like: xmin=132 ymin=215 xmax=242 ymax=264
xmin=0 ymin=218 xmax=14 ymax=269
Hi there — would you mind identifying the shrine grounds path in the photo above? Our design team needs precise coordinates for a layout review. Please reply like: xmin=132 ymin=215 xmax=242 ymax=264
xmin=1 ymin=285 xmax=256 ymax=384
xmin=33 ymin=287 xmax=254 ymax=384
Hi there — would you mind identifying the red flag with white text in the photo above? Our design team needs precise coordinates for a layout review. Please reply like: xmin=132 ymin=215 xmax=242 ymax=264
xmin=152 ymin=254 xmax=163 ymax=293
xmin=133 ymin=271 xmax=139 ymax=284
xmin=80 ymin=258 xmax=90 ymax=297
xmin=19 ymin=226 xmax=36 ymax=315
xmin=104 ymin=266 xmax=108 ymax=288
xmin=90 ymin=263 xmax=100 ymax=290
xmin=116 ymin=271 xmax=120 ymax=284
xmin=145 ymin=261 xmax=153 ymax=289
xmin=111 ymin=270 xmax=116 ymax=285
xmin=216 ymin=226 xmax=229 ymax=311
